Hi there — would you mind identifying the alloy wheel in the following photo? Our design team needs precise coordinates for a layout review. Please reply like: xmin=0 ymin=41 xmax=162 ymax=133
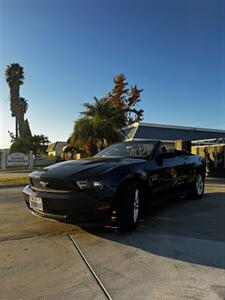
xmin=196 ymin=174 xmax=204 ymax=195
xmin=133 ymin=189 xmax=139 ymax=222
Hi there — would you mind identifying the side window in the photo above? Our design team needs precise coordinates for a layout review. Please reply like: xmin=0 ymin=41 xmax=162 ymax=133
xmin=159 ymin=144 xmax=169 ymax=154
xmin=158 ymin=144 xmax=176 ymax=159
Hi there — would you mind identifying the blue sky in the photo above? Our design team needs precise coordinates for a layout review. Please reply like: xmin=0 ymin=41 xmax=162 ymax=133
xmin=1 ymin=0 xmax=225 ymax=148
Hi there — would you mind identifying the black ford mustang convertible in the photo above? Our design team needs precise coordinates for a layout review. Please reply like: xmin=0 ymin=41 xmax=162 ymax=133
xmin=23 ymin=140 xmax=206 ymax=231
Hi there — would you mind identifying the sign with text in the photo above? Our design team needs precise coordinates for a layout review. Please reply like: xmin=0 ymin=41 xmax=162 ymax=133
xmin=7 ymin=152 xmax=29 ymax=166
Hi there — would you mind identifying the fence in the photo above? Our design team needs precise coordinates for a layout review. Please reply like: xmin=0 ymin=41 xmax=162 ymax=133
xmin=192 ymin=144 xmax=225 ymax=177
xmin=34 ymin=156 xmax=56 ymax=166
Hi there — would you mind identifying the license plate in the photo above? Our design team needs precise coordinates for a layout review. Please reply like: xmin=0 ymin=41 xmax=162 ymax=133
xmin=29 ymin=196 xmax=43 ymax=211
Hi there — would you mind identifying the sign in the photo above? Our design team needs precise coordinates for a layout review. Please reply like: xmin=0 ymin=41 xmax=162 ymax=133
xmin=7 ymin=152 xmax=29 ymax=166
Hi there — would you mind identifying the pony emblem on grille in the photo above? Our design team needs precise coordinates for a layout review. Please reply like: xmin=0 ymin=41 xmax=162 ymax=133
xmin=39 ymin=181 xmax=48 ymax=188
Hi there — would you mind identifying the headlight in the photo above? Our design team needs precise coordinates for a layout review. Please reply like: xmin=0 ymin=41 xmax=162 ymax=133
xmin=76 ymin=180 xmax=89 ymax=189
xmin=76 ymin=180 xmax=104 ymax=191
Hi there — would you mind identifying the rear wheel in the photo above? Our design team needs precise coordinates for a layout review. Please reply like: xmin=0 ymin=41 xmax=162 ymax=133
xmin=189 ymin=173 xmax=205 ymax=200
xmin=116 ymin=180 xmax=140 ymax=232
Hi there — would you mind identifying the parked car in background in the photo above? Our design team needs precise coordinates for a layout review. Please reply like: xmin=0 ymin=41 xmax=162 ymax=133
xmin=23 ymin=140 xmax=206 ymax=231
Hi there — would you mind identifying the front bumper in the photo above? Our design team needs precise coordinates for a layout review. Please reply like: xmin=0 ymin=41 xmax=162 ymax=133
xmin=23 ymin=185 xmax=114 ymax=222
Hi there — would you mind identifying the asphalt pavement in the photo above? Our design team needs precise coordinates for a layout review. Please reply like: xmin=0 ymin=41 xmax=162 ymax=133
xmin=0 ymin=181 xmax=225 ymax=299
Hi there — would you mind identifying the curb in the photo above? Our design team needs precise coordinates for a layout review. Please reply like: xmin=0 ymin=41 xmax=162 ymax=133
xmin=206 ymin=178 xmax=225 ymax=185
xmin=0 ymin=184 xmax=26 ymax=189
xmin=0 ymin=170 xmax=33 ymax=174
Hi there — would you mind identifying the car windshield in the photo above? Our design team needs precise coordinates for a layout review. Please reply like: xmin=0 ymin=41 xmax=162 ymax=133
xmin=94 ymin=141 xmax=157 ymax=159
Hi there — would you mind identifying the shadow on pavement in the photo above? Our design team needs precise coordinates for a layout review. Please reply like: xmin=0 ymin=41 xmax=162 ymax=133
xmin=83 ymin=192 xmax=225 ymax=270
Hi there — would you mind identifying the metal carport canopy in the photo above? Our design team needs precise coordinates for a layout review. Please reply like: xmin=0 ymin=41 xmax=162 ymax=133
xmin=120 ymin=122 xmax=225 ymax=141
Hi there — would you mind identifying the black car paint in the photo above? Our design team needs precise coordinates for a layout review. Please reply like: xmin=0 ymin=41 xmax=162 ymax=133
xmin=23 ymin=141 xmax=205 ymax=223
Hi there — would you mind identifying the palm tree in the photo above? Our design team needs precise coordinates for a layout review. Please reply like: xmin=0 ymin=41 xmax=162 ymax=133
xmin=71 ymin=98 xmax=124 ymax=156
xmin=70 ymin=118 xmax=98 ymax=156
xmin=82 ymin=97 xmax=125 ymax=146
xmin=83 ymin=97 xmax=125 ymax=123
xmin=5 ymin=63 xmax=24 ymax=138
xmin=32 ymin=134 xmax=50 ymax=156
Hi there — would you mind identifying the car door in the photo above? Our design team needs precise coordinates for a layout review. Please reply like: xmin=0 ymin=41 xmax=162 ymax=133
xmin=181 ymin=153 xmax=196 ymax=189
xmin=146 ymin=144 xmax=181 ymax=203
xmin=171 ymin=153 xmax=190 ymax=193
xmin=171 ymin=150 xmax=196 ymax=191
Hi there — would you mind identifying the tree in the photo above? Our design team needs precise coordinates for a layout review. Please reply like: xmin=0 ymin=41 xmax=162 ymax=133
xmin=10 ymin=138 xmax=31 ymax=154
xmin=9 ymin=119 xmax=33 ymax=154
xmin=32 ymin=134 xmax=50 ymax=156
xmin=70 ymin=117 xmax=98 ymax=156
xmin=70 ymin=74 xmax=144 ymax=156
xmin=105 ymin=74 xmax=144 ymax=125
xmin=70 ymin=98 xmax=123 ymax=156
xmin=106 ymin=74 xmax=129 ymax=110
xmin=17 ymin=97 xmax=28 ymax=137
xmin=126 ymin=85 xmax=144 ymax=124
xmin=10 ymin=133 xmax=50 ymax=155
xmin=20 ymin=119 xmax=33 ymax=141
xmin=82 ymin=98 xmax=124 ymax=148
xmin=5 ymin=63 xmax=24 ymax=138
xmin=82 ymin=97 xmax=125 ymax=131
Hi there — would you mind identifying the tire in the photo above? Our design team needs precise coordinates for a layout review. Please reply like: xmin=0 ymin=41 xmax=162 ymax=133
xmin=116 ymin=180 xmax=140 ymax=232
xmin=189 ymin=173 xmax=205 ymax=200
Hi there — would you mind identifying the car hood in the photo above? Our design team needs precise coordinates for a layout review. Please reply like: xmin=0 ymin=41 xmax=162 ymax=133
xmin=31 ymin=157 xmax=145 ymax=179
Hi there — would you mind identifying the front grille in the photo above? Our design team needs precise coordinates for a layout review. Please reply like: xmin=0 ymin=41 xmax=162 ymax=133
xmin=29 ymin=177 xmax=76 ymax=192
xmin=44 ymin=208 xmax=68 ymax=215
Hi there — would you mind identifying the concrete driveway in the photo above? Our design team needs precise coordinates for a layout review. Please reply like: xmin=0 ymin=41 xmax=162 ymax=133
xmin=1 ymin=180 xmax=225 ymax=299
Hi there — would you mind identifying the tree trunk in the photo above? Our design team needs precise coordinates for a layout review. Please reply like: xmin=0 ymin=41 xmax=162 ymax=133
xmin=10 ymin=84 xmax=20 ymax=137
xmin=15 ymin=117 xmax=19 ymax=138
xmin=10 ymin=84 xmax=19 ymax=117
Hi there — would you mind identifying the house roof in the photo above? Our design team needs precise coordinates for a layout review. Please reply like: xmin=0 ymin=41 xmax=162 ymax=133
xmin=47 ymin=141 xmax=67 ymax=152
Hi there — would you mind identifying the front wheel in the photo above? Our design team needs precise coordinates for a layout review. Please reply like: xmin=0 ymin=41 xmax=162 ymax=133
xmin=189 ymin=173 xmax=205 ymax=200
xmin=116 ymin=180 xmax=140 ymax=232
